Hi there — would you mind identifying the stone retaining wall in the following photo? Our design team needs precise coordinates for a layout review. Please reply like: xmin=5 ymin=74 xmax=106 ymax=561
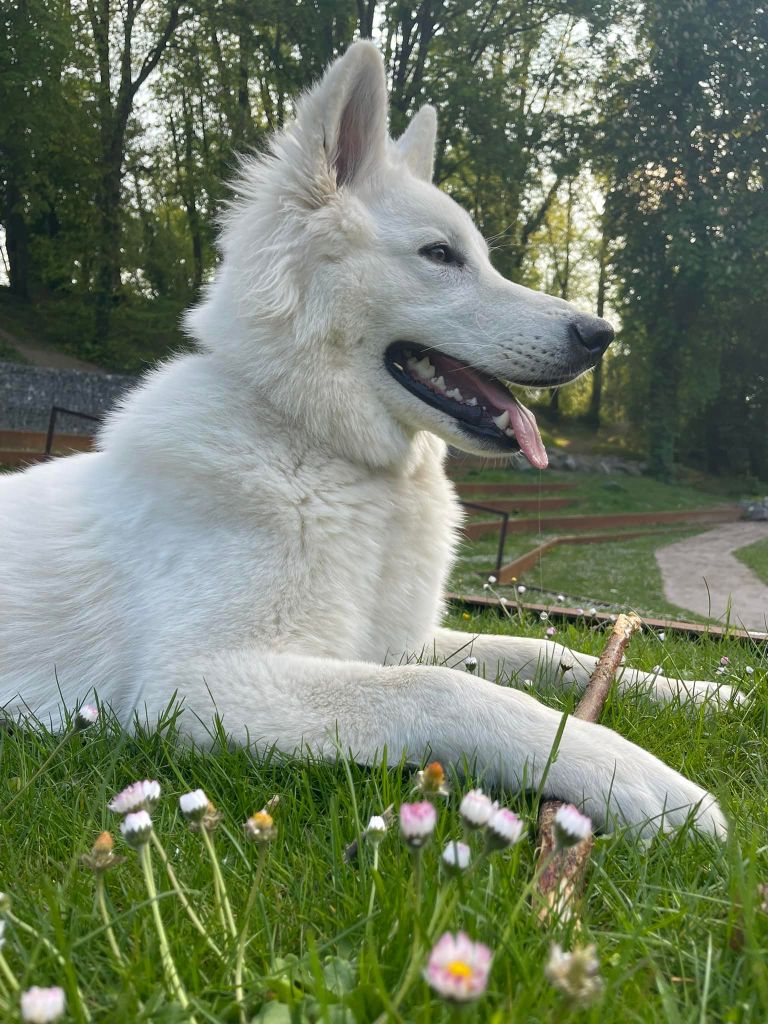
xmin=0 ymin=362 xmax=136 ymax=433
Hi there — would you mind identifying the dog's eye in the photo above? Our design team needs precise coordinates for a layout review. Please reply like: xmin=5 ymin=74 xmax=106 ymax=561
xmin=420 ymin=243 xmax=462 ymax=266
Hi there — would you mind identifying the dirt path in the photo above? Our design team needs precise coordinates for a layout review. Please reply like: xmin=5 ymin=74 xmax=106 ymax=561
xmin=0 ymin=325 xmax=106 ymax=374
xmin=656 ymin=522 xmax=768 ymax=631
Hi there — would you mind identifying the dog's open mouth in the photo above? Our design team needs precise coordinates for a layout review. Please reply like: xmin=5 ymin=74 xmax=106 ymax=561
xmin=385 ymin=343 xmax=548 ymax=469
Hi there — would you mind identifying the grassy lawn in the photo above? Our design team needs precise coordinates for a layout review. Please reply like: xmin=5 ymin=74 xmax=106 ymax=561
xmin=451 ymin=468 xmax=740 ymax=514
xmin=450 ymin=471 xmax=744 ymax=619
xmin=735 ymin=536 xmax=768 ymax=586
xmin=1 ymin=615 xmax=765 ymax=1022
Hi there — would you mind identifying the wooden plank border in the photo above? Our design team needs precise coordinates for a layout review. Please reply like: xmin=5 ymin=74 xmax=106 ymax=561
xmin=493 ymin=527 xmax=696 ymax=584
xmin=446 ymin=592 xmax=768 ymax=643
xmin=464 ymin=505 xmax=741 ymax=539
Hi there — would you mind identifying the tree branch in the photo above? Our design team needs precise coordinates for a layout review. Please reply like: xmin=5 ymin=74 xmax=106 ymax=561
xmin=535 ymin=613 xmax=643 ymax=924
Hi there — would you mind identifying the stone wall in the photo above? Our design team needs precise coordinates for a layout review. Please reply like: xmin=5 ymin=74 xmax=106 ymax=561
xmin=0 ymin=363 xmax=137 ymax=434
xmin=741 ymin=497 xmax=768 ymax=521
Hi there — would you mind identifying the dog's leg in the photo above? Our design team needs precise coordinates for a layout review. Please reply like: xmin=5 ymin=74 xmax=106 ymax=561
xmin=153 ymin=648 xmax=725 ymax=837
xmin=426 ymin=628 xmax=740 ymax=706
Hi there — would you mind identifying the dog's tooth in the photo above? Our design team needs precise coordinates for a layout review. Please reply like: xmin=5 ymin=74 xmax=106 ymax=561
xmin=465 ymin=397 xmax=478 ymax=407
xmin=492 ymin=411 xmax=510 ymax=430
xmin=406 ymin=358 xmax=419 ymax=373
xmin=446 ymin=388 xmax=464 ymax=402
xmin=434 ymin=375 xmax=446 ymax=391
xmin=415 ymin=357 xmax=435 ymax=379
xmin=504 ymin=427 xmax=516 ymax=437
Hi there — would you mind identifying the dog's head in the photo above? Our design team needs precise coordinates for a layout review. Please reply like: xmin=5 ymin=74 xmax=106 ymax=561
xmin=188 ymin=42 xmax=613 ymax=469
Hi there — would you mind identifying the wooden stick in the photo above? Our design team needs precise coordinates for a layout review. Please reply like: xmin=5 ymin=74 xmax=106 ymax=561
xmin=535 ymin=612 xmax=642 ymax=924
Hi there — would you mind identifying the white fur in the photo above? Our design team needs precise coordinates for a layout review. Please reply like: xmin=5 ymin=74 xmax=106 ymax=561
xmin=0 ymin=43 xmax=731 ymax=837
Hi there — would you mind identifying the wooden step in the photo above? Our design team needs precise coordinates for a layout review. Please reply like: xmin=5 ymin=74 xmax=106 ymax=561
xmin=464 ymin=506 xmax=741 ymax=539
xmin=0 ymin=429 xmax=93 ymax=452
xmin=463 ymin=497 xmax=574 ymax=514
xmin=0 ymin=450 xmax=48 ymax=467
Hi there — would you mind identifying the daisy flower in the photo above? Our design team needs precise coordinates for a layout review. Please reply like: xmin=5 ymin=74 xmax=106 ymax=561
xmin=414 ymin=761 xmax=450 ymax=798
xmin=424 ymin=932 xmax=492 ymax=1002
xmin=459 ymin=789 xmax=495 ymax=830
xmin=441 ymin=841 xmax=471 ymax=872
xmin=120 ymin=810 xmax=153 ymax=848
xmin=80 ymin=831 xmax=124 ymax=873
xmin=20 ymin=986 xmax=66 ymax=1023
xmin=179 ymin=789 xmax=208 ymax=822
xmin=365 ymin=815 xmax=387 ymax=845
xmin=553 ymin=804 xmax=592 ymax=851
xmin=75 ymin=704 xmax=98 ymax=730
xmin=399 ymin=802 xmax=437 ymax=848
xmin=243 ymin=811 xmax=276 ymax=843
xmin=108 ymin=779 xmax=161 ymax=815
xmin=486 ymin=807 xmax=524 ymax=850
xmin=545 ymin=942 xmax=603 ymax=1006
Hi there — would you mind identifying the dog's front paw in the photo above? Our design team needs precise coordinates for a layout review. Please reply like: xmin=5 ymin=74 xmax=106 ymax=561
xmin=647 ymin=675 xmax=747 ymax=709
xmin=554 ymin=719 xmax=727 ymax=839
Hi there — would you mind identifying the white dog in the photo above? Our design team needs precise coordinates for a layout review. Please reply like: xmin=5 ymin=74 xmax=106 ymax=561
xmin=0 ymin=43 xmax=731 ymax=836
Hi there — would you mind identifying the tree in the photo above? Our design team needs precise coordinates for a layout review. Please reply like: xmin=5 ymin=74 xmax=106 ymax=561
xmin=603 ymin=0 xmax=768 ymax=478
xmin=0 ymin=0 xmax=95 ymax=297
xmin=84 ymin=0 xmax=186 ymax=338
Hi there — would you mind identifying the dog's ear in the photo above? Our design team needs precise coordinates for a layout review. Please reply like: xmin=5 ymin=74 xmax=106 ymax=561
xmin=395 ymin=105 xmax=437 ymax=183
xmin=297 ymin=41 xmax=388 ymax=191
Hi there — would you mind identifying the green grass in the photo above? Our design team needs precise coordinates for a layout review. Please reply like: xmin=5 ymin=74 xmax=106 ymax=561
xmin=450 ymin=471 xmax=744 ymax=619
xmin=1 ymin=615 xmax=766 ymax=1023
xmin=450 ymin=529 xmax=707 ymax=618
xmin=0 ymin=334 xmax=29 ymax=364
xmin=454 ymin=470 xmax=729 ymax=520
xmin=734 ymin=537 xmax=768 ymax=586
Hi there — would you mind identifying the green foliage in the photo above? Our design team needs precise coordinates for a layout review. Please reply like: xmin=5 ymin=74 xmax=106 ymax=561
xmin=734 ymin=536 xmax=768 ymax=587
xmin=601 ymin=0 xmax=768 ymax=479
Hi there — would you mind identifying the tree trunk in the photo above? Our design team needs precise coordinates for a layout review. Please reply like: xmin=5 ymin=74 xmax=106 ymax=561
xmin=93 ymin=141 xmax=124 ymax=341
xmin=234 ymin=17 xmax=252 ymax=148
xmin=3 ymin=174 xmax=30 ymax=298
xmin=646 ymin=347 xmax=678 ymax=480
xmin=86 ymin=0 xmax=183 ymax=340
xmin=587 ymin=223 xmax=609 ymax=428
xmin=548 ymin=178 xmax=573 ymax=421
xmin=356 ymin=0 xmax=376 ymax=37
xmin=182 ymin=93 xmax=204 ymax=291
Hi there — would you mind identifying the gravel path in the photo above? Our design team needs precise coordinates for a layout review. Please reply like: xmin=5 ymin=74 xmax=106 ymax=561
xmin=656 ymin=522 xmax=768 ymax=631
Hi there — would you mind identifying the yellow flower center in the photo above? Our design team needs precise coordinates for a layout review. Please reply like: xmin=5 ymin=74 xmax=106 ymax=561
xmin=446 ymin=960 xmax=473 ymax=980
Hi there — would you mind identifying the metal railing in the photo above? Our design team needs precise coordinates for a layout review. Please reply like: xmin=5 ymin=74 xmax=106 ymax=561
xmin=460 ymin=501 xmax=510 ymax=577
xmin=44 ymin=406 xmax=102 ymax=457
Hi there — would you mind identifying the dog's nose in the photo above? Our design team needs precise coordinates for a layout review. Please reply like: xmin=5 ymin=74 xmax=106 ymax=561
xmin=569 ymin=314 xmax=614 ymax=356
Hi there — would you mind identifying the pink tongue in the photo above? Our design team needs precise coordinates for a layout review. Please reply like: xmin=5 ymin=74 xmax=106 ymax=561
xmin=504 ymin=399 xmax=548 ymax=470
xmin=450 ymin=364 xmax=548 ymax=470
